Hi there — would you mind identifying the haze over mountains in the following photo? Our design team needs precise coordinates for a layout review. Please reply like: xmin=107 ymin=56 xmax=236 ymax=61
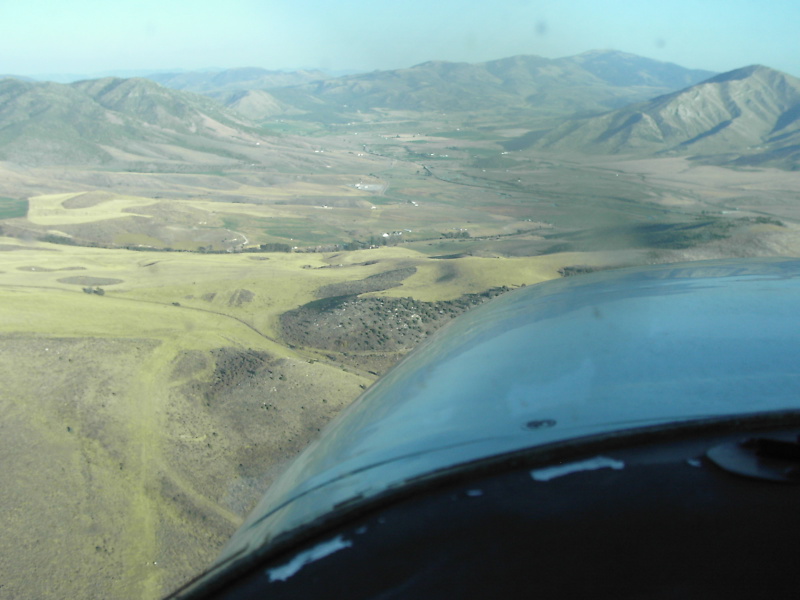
xmin=145 ymin=67 xmax=328 ymax=94
xmin=1 ymin=49 xmax=799 ymax=169
xmin=262 ymin=50 xmax=715 ymax=115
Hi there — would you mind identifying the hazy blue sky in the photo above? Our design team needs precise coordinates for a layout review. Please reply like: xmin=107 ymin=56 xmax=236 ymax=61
xmin=2 ymin=0 xmax=799 ymax=79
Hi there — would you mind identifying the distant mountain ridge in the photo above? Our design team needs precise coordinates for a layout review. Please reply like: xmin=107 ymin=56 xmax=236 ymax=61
xmin=146 ymin=67 xmax=328 ymax=94
xmin=3 ymin=50 xmax=718 ymax=127
xmin=526 ymin=64 xmax=800 ymax=167
xmin=568 ymin=49 xmax=713 ymax=88
xmin=262 ymin=50 xmax=716 ymax=118
xmin=132 ymin=50 xmax=713 ymax=121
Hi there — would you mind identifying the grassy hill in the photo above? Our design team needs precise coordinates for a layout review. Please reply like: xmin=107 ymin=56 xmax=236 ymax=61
xmin=214 ymin=89 xmax=299 ymax=120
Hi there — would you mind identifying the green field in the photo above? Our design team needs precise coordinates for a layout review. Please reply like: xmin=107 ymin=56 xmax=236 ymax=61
xmin=0 ymin=196 xmax=28 ymax=219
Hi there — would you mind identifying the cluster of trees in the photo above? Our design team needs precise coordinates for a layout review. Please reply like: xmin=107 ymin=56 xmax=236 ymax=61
xmin=198 ymin=242 xmax=294 ymax=253
xmin=258 ymin=242 xmax=293 ymax=252
xmin=338 ymin=234 xmax=403 ymax=250
xmin=441 ymin=230 xmax=471 ymax=239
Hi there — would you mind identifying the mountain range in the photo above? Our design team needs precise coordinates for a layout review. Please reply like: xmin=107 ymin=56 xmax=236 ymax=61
xmin=118 ymin=50 xmax=712 ymax=122
xmin=260 ymin=50 xmax=715 ymax=118
xmin=1 ymin=50 xmax=799 ymax=169
xmin=523 ymin=64 xmax=800 ymax=168
xmin=0 ymin=76 xmax=303 ymax=167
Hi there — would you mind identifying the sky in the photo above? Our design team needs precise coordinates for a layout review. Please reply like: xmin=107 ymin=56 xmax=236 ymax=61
xmin=2 ymin=0 xmax=799 ymax=80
